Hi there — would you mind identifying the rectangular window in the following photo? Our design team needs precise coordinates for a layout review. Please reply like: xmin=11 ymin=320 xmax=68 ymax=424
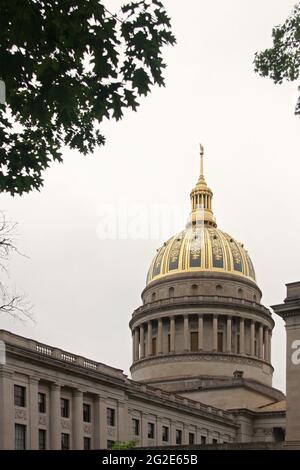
xmin=162 ymin=426 xmax=169 ymax=442
xmin=176 ymin=429 xmax=182 ymax=445
xmin=152 ymin=337 xmax=157 ymax=355
xmin=132 ymin=418 xmax=140 ymax=436
xmin=107 ymin=407 xmax=115 ymax=427
xmin=107 ymin=440 xmax=115 ymax=449
xmin=201 ymin=435 xmax=207 ymax=444
xmin=189 ymin=432 xmax=195 ymax=445
xmin=84 ymin=437 xmax=91 ymax=450
xmin=15 ymin=424 xmax=26 ymax=450
xmin=14 ymin=385 xmax=26 ymax=407
xmin=61 ymin=398 xmax=69 ymax=418
xmin=148 ymin=422 xmax=155 ymax=439
xmin=38 ymin=393 xmax=46 ymax=413
xmin=190 ymin=332 xmax=198 ymax=352
xmin=61 ymin=433 xmax=70 ymax=450
xmin=38 ymin=429 xmax=46 ymax=450
xmin=212 ymin=438 xmax=218 ymax=444
xmin=83 ymin=403 xmax=91 ymax=423
xmin=167 ymin=334 xmax=171 ymax=352
xmin=217 ymin=332 xmax=224 ymax=353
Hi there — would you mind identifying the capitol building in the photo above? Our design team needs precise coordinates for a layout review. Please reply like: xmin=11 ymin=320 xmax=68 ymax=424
xmin=0 ymin=146 xmax=299 ymax=450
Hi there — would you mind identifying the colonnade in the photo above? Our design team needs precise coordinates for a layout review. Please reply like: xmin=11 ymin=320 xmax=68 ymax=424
xmin=132 ymin=314 xmax=272 ymax=363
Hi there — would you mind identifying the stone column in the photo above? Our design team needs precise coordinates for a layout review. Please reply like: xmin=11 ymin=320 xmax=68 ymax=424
xmin=259 ymin=324 xmax=264 ymax=359
xmin=118 ymin=400 xmax=129 ymax=442
xmin=250 ymin=321 xmax=255 ymax=356
xmin=141 ymin=412 xmax=149 ymax=446
xmin=72 ymin=389 xmax=83 ymax=450
xmin=268 ymin=331 xmax=272 ymax=363
xmin=139 ymin=325 xmax=145 ymax=358
xmin=29 ymin=377 xmax=39 ymax=449
xmin=198 ymin=314 xmax=203 ymax=351
xmin=170 ymin=317 xmax=175 ymax=353
xmin=147 ymin=322 xmax=152 ymax=356
xmin=183 ymin=315 xmax=189 ymax=351
xmin=157 ymin=319 xmax=163 ymax=354
xmin=0 ymin=367 xmax=14 ymax=449
xmin=50 ymin=383 xmax=61 ymax=450
xmin=93 ymin=394 xmax=107 ymax=449
xmin=213 ymin=315 xmax=218 ymax=352
xmin=264 ymin=327 xmax=269 ymax=362
xmin=240 ymin=318 xmax=245 ymax=355
xmin=134 ymin=328 xmax=139 ymax=361
xmin=132 ymin=331 xmax=135 ymax=362
xmin=156 ymin=417 xmax=162 ymax=445
xmin=226 ymin=316 xmax=232 ymax=353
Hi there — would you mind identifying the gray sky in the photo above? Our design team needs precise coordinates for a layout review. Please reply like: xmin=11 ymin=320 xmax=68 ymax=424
xmin=1 ymin=0 xmax=299 ymax=392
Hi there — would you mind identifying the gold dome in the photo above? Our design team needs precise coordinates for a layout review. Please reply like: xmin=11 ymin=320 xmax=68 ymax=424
xmin=147 ymin=226 xmax=256 ymax=284
xmin=146 ymin=145 xmax=256 ymax=285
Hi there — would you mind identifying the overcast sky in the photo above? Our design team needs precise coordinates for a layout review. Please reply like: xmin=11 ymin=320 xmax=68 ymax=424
xmin=1 ymin=0 xmax=299 ymax=393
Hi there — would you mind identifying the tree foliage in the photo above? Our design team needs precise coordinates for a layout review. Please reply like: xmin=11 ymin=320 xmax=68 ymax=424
xmin=254 ymin=3 xmax=300 ymax=116
xmin=0 ymin=0 xmax=175 ymax=195
xmin=110 ymin=440 xmax=137 ymax=450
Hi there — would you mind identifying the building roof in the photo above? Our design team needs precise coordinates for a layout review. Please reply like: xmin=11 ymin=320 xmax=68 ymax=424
xmin=256 ymin=400 xmax=286 ymax=412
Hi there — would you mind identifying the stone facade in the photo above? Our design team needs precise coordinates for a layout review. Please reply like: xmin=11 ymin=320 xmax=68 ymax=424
xmin=272 ymin=282 xmax=300 ymax=449
xmin=0 ymin=330 xmax=285 ymax=450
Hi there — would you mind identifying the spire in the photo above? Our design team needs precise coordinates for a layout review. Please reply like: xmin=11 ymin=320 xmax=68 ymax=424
xmin=188 ymin=144 xmax=216 ymax=227
xmin=199 ymin=143 xmax=204 ymax=180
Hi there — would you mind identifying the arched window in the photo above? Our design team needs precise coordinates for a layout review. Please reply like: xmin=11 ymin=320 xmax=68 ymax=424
xmin=191 ymin=284 xmax=198 ymax=295
xmin=216 ymin=284 xmax=223 ymax=293
xmin=151 ymin=292 xmax=156 ymax=302
xmin=169 ymin=287 xmax=175 ymax=298
xmin=253 ymin=294 xmax=257 ymax=302
xmin=238 ymin=288 xmax=243 ymax=298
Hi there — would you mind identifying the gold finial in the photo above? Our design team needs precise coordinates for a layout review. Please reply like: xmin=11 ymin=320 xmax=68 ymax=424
xmin=199 ymin=143 xmax=204 ymax=179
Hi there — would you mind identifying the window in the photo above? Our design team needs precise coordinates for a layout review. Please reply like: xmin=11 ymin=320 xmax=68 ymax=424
xmin=107 ymin=408 xmax=115 ymax=427
xmin=132 ymin=418 xmax=140 ymax=436
xmin=162 ymin=426 xmax=169 ymax=442
xmin=201 ymin=435 xmax=207 ymax=444
xmin=152 ymin=337 xmax=157 ymax=355
xmin=61 ymin=433 xmax=70 ymax=450
xmin=169 ymin=287 xmax=174 ymax=297
xmin=83 ymin=403 xmax=91 ymax=423
xmin=107 ymin=440 xmax=115 ymax=449
xmin=176 ymin=429 xmax=182 ymax=445
xmin=61 ymin=398 xmax=69 ymax=418
xmin=190 ymin=332 xmax=198 ymax=352
xmin=38 ymin=393 xmax=46 ymax=413
xmin=14 ymin=385 xmax=26 ymax=407
xmin=38 ymin=429 xmax=46 ymax=450
xmin=189 ymin=432 xmax=195 ymax=445
xmin=84 ymin=437 xmax=91 ymax=450
xmin=217 ymin=332 xmax=224 ymax=352
xmin=15 ymin=424 xmax=26 ymax=450
xmin=148 ymin=422 xmax=155 ymax=439
xmin=212 ymin=438 xmax=218 ymax=444
xmin=191 ymin=284 xmax=198 ymax=295
xmin=167 ymin=334 xmax=171 ymax=352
